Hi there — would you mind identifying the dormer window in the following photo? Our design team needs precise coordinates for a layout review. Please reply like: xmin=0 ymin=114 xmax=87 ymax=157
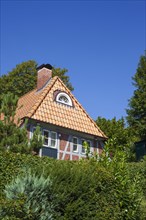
xmin=56 ymin=92 xmax=73 ymax=106
xmin=58 ymin=95 xmax=69 ymax=104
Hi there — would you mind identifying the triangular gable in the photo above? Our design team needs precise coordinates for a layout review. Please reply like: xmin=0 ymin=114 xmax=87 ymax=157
xmin=18 ymin=76 xmax=106 ymax=138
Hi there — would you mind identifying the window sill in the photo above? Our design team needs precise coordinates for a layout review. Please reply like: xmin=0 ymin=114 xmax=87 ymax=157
xmin=43 ymin=145 xmax=57 ymax=149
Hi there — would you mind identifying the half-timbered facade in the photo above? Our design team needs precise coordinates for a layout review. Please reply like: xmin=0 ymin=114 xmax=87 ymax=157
xmin=15 ymin=64 xmax=107 ymax=160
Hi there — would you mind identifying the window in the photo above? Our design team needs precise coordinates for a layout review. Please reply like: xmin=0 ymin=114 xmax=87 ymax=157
xmin=50 ymin=132 xmax=57 ymax=148
xmin=82 ymin=140 xmax=86 ymax=154
xmin=82 ymin=140 xmax=91 ymax=154
xmin=56 ymin=92 xmax=72 ymax=106
xmin=73 ymin=137 xmax=78 ymax=152
xmin=43 ymin=130 xmax=57 ymax=148
xmin=58 ymin=95 xmax=69 ymax=103
xmin=43 ymin=130 xmax=49 ymax=146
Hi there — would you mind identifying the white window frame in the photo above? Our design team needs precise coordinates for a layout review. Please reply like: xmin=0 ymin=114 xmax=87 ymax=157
xmin=43 ymin=129 xmax=50 ymax=147
xmin=72 ymin=137 xmax=78 ymax=152
xmin=43 ymin=129 xmax=57 ymax=148
xmin=50 ymin=131 xmax=57 ymax=148
xmin=56 ymin=92 xmax=72 ymax=106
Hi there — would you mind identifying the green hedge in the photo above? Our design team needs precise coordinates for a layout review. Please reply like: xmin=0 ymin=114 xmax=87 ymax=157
xmin=128 ymin=160 xmax=146 ymax=219
xmin=0 ymin=151 xmax=53 ymax=198
xmin=0 ymin=151 xmax=143 ymax=220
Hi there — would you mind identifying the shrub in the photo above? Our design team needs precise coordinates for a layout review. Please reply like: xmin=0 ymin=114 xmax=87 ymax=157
xmin=0 ymin=151 xmax=143 ymax=220
xmin=128 ymin=159 xmax=146 ymax=219
xmin=46 ymin=160 xmax=120 ymax=220
xmin=1 ymin=171 xmax=54 ymax=220
xmin=0 ymin=151 xmax=53 ymax=199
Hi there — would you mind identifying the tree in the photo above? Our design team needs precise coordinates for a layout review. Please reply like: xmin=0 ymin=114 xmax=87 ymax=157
xmin=0 ymin=93 xmax=29 ymax=153
xmin=0 ymin=60 xmax=38 ymax=101
xmin=95 ymin=117 xmax=135 ymax=158
xmin=52 ymin=67 xmax=74 ymax=91
xmin=0 ymin=92 xmax=44 ymax=154
xmin=0 ymin=60 xmax=74 ymax=104
xmin=126 ymin=55 xmax=146 ymax=140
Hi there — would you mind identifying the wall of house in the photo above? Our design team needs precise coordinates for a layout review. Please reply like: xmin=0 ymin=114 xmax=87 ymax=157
xmin=28 ymin=119 xmax=104 ymax=160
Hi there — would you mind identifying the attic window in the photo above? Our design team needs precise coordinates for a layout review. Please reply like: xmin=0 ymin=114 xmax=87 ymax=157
xmin=56 ymin=92 xmax=73 ymax=106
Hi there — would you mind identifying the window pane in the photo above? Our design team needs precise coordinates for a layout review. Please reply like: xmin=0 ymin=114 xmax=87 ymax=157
xmin=82 ymin=146 xmax=85 ymax=153
xmin=43 ymin=131 xmax=49 ymax=146
xmin=73 ymin=144 xmax=77 ymax=152
xmin=44 ymin=137 xmax=48 ymax=145
xmin=51 ymin=140 xmax=56 ymax=147
xmin=59 ymin=96 xmax=69 ymax=103
xmin=50 ymin=132 xmax=57 ymax=147
xmin=73 ymin=137 xmax=77 ymax=144
xmin=73 ymin=137 xmax=78 ymax=152
xmin=44 ymin=131 xmax=49 ymax=138
xmin=51 ymin=132 xmax=56 ymax=140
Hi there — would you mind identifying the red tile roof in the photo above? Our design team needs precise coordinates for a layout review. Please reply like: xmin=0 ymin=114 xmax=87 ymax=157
xmin=15 ymin=76 xmax=107 ymax=139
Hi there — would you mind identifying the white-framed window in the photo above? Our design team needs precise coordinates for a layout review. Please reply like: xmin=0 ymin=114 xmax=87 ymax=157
xmin=81 ymin=140 xmax=91 ymax=154
xmin=50 ymin=131 xmax=57 ymax=147
xmin=43 ymin=130 xmax=57 ymax=148
xmin=56 ymin=92 xmax=73 ymax=106
xmin=73 ymin=137 xmax=78 ymax=152
xmin=43 ymin=130 xmax=49 ymax=146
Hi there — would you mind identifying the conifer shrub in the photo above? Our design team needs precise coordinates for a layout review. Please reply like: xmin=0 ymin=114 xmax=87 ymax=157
xmin=1 ymin=171 xmax=54 ymax=220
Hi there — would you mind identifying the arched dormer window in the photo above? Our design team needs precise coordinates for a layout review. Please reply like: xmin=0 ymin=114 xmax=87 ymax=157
xmin=56 ymin=92 xmax=73 ymax=106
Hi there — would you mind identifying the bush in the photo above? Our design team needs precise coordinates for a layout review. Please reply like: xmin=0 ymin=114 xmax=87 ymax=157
xmin=0 ymin=151 xmax=143 ymax=220
xmin=1 ymin=171 xmax=54 ymax=220
xmin=0 ymin=151 xmax=53 ymax=199
xmin=128 ymin=159 xmax=146 ymax=219
xmin=48 ymin=160 xmax=120 ymax=219
xmin=43 ymin=156 xmax=142 ymax=220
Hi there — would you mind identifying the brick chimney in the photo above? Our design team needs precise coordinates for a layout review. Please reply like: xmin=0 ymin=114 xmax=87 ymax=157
xmin=36 ymin=64 xmax=53 ymax=91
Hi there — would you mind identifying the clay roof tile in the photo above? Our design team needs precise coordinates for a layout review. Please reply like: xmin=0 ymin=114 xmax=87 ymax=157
xmin=14 ymin=76 xmax=107 ymax=139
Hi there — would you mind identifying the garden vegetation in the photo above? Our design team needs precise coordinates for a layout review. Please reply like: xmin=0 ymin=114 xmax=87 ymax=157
xmin=0 ymin=55 xmax=146 ymax=219
xmin=0 ymin=150 xmax=146 ymax=219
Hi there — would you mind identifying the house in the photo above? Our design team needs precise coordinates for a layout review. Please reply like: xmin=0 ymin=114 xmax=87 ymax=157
xmin=15 ymin=64 xmax=107 ymax=160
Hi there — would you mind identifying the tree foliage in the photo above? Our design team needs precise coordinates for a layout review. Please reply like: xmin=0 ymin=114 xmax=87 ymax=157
xmin=52 ymin=66 xmax=74 ymax=91
xmin=0 ymin=60 xmax=37 ymax=101
xmin=0 ymin=93 xmax=43 ymax=154
xmin=95 ymin=117 xmax=135 ymax=158
xmin=0 ymin=93 xmax=29 ymax=153
xmin=0 ymin=60 xmax=74 ymax=104
xmin=126 ymin=55 xmax=146 ymax=140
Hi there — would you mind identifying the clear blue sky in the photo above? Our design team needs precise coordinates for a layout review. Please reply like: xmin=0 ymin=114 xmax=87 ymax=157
xmin=0 ymin=0 xmax=146 ymax=120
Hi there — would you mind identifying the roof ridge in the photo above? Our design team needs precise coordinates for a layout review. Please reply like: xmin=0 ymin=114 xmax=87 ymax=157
xmin=56 ymin=78 xmax=107 ymax=138
xmin=25 ymin=77 xmax=58 ymax=118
